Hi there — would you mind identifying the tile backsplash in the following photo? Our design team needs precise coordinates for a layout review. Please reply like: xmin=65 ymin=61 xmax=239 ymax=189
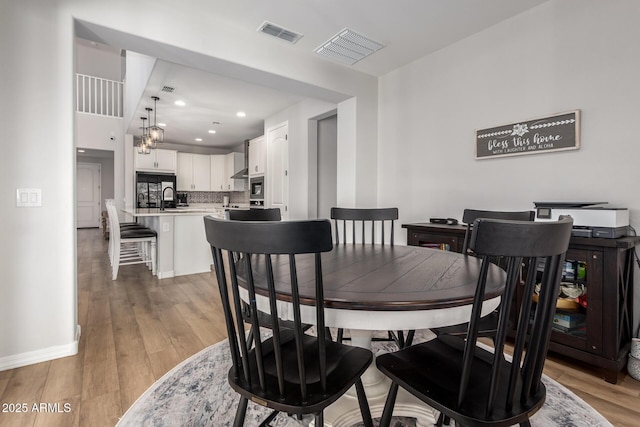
xmin=184 ymin=190 xmax=249 ymax=205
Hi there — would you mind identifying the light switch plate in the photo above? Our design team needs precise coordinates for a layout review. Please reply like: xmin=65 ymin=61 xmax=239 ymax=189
xmin=16 ymin=188 xmax=42 ymax=207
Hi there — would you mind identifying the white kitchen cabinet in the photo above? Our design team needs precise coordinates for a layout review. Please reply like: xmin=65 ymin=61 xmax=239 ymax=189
xmin=210 ymin=154 xmax=226 ymax=191
xmin=225 ymin=152 xmax=246 ymax=191
xmin=248 ymin=135 xmax=265 ymax=176
xmin=177 ymin=153 xmax=211 ymax=191
xmin=135 ymin=148 xmax=177 ymax=173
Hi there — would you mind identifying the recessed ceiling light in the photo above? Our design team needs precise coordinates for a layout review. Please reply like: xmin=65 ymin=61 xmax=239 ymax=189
xmin=236 ymin=111 xmax=246 ymax=117
xmin=208 ymin=130 xmax=216 ymax=134
xmin=78 ymin=149 xmax=85 ymax=153
xmin=158 ymin=123 xmax=167 ymax=127
xmin=195 ymin=138 xmax=202 ymax=142
xmin=175 ymin=100 xmax=186 ymax=106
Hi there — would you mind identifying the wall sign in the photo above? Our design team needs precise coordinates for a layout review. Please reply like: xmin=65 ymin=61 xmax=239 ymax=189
xmin=475 ymin=110 xmax=580 ymax=159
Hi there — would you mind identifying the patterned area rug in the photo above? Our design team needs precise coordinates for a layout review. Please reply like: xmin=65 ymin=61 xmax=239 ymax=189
xmin=118 ymin=330 xmax=612 ymax=427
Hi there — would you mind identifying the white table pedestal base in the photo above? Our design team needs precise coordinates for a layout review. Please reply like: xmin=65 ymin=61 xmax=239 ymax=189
xmin=313 ymin=330 xmax=439 ymax=427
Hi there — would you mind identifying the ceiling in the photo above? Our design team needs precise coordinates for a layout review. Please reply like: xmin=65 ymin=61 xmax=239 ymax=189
xmin=131 ymin=61 xmax=305 ymax=149
xmin=112 ymin=0 xmax=549 ymax=149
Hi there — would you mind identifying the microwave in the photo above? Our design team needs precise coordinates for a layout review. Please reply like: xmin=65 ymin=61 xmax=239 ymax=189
xmin=250 ymin=176 xmax=264 ymax=201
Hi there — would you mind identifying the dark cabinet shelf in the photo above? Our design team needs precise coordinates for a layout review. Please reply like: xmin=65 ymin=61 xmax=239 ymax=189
xmin=403 ymin=222 xmax=640 ymax=383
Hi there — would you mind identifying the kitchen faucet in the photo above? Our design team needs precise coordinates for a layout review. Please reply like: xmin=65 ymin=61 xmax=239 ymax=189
xmin=161 ymin=186 xmax=174 ymax=211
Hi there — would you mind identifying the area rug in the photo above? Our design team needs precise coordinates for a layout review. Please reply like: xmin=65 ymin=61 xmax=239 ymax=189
xmin=117 ymin=330 xmax=612 ymax=427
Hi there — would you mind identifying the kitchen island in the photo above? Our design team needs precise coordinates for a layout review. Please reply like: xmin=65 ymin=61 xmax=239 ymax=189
xmin=124 ymin=205 xmax=240 ymax=278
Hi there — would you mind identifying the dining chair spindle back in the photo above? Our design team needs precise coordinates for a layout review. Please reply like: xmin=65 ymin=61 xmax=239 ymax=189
xmin=331 ymin=207 xmax=398 ymax=246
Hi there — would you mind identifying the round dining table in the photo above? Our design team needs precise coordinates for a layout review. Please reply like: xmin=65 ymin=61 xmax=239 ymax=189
xmin=238 ymin=243 xmax=505 ymax=427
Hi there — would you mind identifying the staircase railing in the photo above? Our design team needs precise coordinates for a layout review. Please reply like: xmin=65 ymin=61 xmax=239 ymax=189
xmin=76 ymin=73 xmax=123 ymax=117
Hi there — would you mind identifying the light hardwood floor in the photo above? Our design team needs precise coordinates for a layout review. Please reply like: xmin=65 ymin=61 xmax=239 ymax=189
xmin=0 ymin=228 xmax=639 ymax=426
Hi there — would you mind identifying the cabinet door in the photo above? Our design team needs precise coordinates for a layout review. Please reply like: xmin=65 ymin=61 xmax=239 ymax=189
xmin=529 ymin=248 xmax=602 ymax=355
xmin=225 ymin=152 xmax=245 ymax=191
xmin=176 ymin=153 xmax=193 ymax=191
xmin=155 ymin=149 xmax=177 ymax=172
xmin=192 ymin=154 xmax=211 ymax=191
xmin=249 ymin=135 xmax=265 ymax=176
xmin=210 ymin=155 xmax=226 ymax=191
xmin=134 ymin=149 xmax=157 ymax=171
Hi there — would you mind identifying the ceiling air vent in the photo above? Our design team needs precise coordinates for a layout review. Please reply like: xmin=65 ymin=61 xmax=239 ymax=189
xmin=315 ymin=28 xmax=384 ymax=65
xmin=161 ymin=86 xmax=175 ymax=93
xmin=257 ymin=21 xmax=303 ymax=44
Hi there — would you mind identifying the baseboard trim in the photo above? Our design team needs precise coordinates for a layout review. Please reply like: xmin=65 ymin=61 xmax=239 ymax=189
xmin=157 ymin=270 xmax=175 ymax=279
xmin=0 ymin=325 xmax=80 ymax=371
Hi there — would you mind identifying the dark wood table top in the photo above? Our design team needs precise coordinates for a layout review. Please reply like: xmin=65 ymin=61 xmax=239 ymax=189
xmin=241 ymin=244 xmax=505 ymax=312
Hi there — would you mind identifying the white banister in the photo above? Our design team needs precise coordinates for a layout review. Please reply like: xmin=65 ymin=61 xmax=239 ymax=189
xmin=76 ymin=73 xmax=123 ymax=118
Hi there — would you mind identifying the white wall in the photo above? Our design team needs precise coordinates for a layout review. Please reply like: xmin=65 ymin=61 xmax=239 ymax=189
xmin=76 ymin=41 xmax=122 ymax=81
xmin=264 ymin=98 xmax=338 ymax=220
xmin=378 ymin=0 xmax=640 ymax=327
xmin=0 ymin=0 xmax=378 ymax=368
xmin=0 ymin=1 xmax=78 ymax=368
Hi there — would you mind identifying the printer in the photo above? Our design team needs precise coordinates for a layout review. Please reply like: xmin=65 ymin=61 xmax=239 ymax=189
xmin=534 ymin=202 xmax=629 ymax=238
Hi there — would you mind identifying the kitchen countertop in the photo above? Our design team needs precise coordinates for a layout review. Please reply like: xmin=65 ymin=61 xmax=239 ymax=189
xmin=125 ymin=203 xmax=249 ymax=217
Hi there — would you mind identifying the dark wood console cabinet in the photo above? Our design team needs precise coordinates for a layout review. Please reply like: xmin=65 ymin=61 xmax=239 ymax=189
xmin=403 ymin=222 xmax=640 ymax=383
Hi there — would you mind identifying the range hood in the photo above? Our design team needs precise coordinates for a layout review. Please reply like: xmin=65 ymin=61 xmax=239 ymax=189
xmin=230 ymin=139 xmax=249 ymax=179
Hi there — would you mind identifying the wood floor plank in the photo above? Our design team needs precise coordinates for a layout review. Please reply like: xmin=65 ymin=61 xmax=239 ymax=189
xmin=0 ymin=362 xmax=50 ymax=427
xmin=0 ymin=377 xmax=8 ymax=398
xmin=115 ymin=349 xmax=155 ymax=412
xmin=81 ymin=324 xmax=119 ymax=401
xmin=156 ymin=304 xmax=207 ymax=360
xmin=147 ymin=347 xmax=183 ymax=380
xmin=174 ymin=301 xmax=219 ymax=346
xmin=86 ymin=290 xmax=112 ymax=327
xmin=40 ymin=354 xmax=84 ymax=402
xmin=78 ymin=391 xmax=121 ymax=427
xmin=0 ymin=362 xmax=49 ymax=403
xmin=32 ymin=396 xmax=80 ymax=427
xmin=131 ymin=304 xmax=173 ymax=354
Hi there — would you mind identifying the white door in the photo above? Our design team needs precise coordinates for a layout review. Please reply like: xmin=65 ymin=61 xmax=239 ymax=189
xmin=77 ymin=162 xmax=101 ymax=228
xmin=268 ymin=122 xmax=289 ymax=219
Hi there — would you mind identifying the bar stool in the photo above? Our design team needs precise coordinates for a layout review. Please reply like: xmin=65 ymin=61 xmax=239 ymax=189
xmin=105 ymin=200 xmax=156 ymax=280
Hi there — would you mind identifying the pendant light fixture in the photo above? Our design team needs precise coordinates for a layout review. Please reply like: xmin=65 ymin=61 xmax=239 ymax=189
xmin=138 ymin=116 xmax=151 ymax=154
xmin=148 ymin=96 xmax=164 ymax=144
xmin=144 ymin=107 xmax=157 ymax=149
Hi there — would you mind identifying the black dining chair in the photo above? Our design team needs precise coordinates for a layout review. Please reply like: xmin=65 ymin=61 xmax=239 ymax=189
xmin=225 ymin=208 xmax=313 ymax=349
xmin=330 ymin=207 xmax=409 ymax=347
xmin=375 ymin=216 xmax=573 ymax=427
xmin=431 ymin=209 xmax=535 ymax=341
xmin=204 ymin=216 xmax=374 ymax=427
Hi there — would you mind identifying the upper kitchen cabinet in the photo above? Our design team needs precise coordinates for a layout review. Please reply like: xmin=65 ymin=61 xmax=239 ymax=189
xmin=210 ymin=154 xmax=226 ymax=191
xmin=210 ymin=152 xmax=245 ymax=191
xmin=248 ymin=135 xmax=266 ymax=176
xmin=177 ymin=153 xmax=211 ymax=191
xmin=225 ymin=152 xmax=246 ymax=191
xmin=134 ymin=148 xmax=177 ymax=173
